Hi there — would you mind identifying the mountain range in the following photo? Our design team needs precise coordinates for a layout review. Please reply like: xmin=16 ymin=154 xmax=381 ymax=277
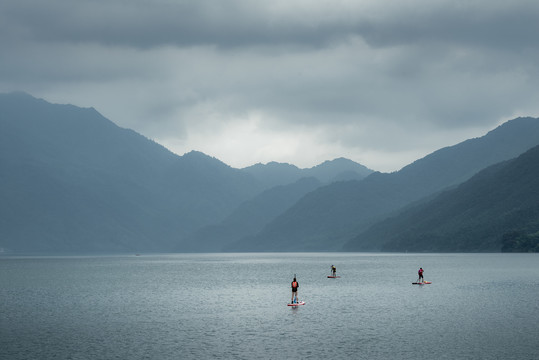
xmin=0 ymin=92 xmax=370 ymax=253
xmin=344 ymin=144 xmax=539 ymax=252
xmin=0 ymin=93 xmax=255 ymax=252
xmin=229 ymin=116 xmax=539 ymax=251
xmin=1 ymin=92 xmax=538 ymax=253
xmin=243 ymin=158 xmax=373 ymax=189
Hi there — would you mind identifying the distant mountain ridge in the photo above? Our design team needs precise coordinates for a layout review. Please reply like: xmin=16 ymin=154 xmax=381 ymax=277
xmin=3 ymin=92 xmax=539 ymax=253
xmin=344 ymin=145 xmax=539 ymax=252
xmin=242 ymin=158 xmax=373 ymax=189
xmin=229 ymin=117 xmax=539 ymax=252
xmin=185 ymin=177 xmax=323 ymax=252
xmin=0 ymin=92 xmax=370 ymax=253
xmin=190 ymin=158 xmax=375 ymax=251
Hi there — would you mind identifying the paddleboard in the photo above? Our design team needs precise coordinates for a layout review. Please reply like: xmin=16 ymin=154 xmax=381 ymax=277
xmin=327 ymin=276 xmax=340 ymax=278
xmin=288 ymin=301 xmax=305 ymax=306
xmin=412 ymin=281 xmax=432 ymax=285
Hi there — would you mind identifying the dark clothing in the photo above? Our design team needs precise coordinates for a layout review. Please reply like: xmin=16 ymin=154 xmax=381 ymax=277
xmin=291 ymin=280 xmax=299 ymax=303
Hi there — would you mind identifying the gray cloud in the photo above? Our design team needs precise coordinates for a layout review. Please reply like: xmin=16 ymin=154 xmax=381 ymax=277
xmin=1 ymin=0 xmax=539 ymax=171
xmin=3 ymin=0 xmax=538 ymax=50
xmin=357 ymin=2 xmax=539 ymax=50
xmin=0 ymin=0 xmax=351 ymax=48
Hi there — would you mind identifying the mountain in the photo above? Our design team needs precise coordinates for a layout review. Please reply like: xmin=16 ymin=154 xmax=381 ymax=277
xmin=242 ymin=158 xmax=373 ymax=189
xmin=0 ymin=92 xmax=374 ymax=254
xmin=186 ymin=177 xmax=322 ymax=252
xmin=307 ymin=158 xmax=374 ymax=182
xmin=344 ymin=145 xmax=539 ymax=252
xmin=0 ymin=92 xmax=262 ymax=253
xmin=186 ymin=158 xmax=373 ymax=251
xmin=229 ymin=117 xmax=539 ymax=252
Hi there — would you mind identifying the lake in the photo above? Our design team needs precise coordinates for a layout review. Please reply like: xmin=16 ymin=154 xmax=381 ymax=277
xmin=1 ymin=253 xmax=538 ymax=359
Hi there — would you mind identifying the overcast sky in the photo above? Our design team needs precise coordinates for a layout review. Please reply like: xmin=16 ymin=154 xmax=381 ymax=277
xmin=2 ymin=0 xmax=539 ymax=172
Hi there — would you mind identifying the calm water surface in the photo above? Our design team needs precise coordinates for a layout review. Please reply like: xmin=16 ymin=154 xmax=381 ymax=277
xmin=1 ymin=253 xmax=538 ymax=359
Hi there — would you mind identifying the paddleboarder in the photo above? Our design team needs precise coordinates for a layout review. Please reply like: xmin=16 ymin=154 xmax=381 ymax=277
xmin=291 ymin=276 xmax=299 ymax=304
xmin=418 ymin=267 xmax=424 ymax=283
xmin=331 ymin=265 xmax=336 ymax=277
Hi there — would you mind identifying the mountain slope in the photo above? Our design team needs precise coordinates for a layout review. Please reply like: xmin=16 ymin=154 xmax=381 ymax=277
xmin=0 ymin=92 xmax=262 ymax=253
xmin=231 ymin=117 xmax=539 ymax=251
xmin=190 ymin=158 xmax=372 ymax=251
xmin=186 ymin=177 xmax=322 ymax=251
xmin=345 ymin=145 xmax=539 ymax=252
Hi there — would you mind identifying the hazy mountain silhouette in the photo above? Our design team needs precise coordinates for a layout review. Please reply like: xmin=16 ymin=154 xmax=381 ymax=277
xmin=0 ymin=92 xmax=262 ymax=253
xmin=0 ymin=92 xmax=372 ymax=253
xmin=229 ymin=117 xmax=539 ymax=251
xmin=185 ymin=177 xmax=322 ymax=252
xmin=187 ymin=158 xmax=373 ymax=251
xmin=344 ymin=145 xmax=539 ymax=252
xmin=242 ymin=158 xmax=373 ymax=189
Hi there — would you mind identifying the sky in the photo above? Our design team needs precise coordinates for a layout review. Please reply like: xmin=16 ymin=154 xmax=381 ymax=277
xmin=1 ymin=0 xmax=539 ymax=172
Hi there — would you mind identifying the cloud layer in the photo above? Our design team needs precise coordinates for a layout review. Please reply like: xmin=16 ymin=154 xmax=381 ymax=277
xmin=2 ymin=0 xmax=539 ymax=171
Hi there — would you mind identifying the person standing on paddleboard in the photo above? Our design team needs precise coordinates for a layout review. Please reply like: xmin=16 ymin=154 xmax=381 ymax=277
xmin=291 ymin=277 xmax=299 ymax=303
xmin=331 ymin=265 xmax=336 ymax=277
xmin=418 ymin=267 xmax=424 ymax=282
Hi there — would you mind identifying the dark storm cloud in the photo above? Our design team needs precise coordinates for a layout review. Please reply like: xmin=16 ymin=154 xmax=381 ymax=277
xmin=1 ymin=0 xmax=539 ymax=171
xmin=3 ymin=0 xmax=539 ymax=51
xmin=357 ymin=2 xmax=539 ymax=51
xmin=0 ymin=0 xmax=346 ymax=49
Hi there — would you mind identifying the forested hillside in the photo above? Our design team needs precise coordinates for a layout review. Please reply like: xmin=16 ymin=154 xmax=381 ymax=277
xmin=230 ymin=117 xmax=539 ymax=251
xmin=345 ymin=145 xmax=539 ymax=252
